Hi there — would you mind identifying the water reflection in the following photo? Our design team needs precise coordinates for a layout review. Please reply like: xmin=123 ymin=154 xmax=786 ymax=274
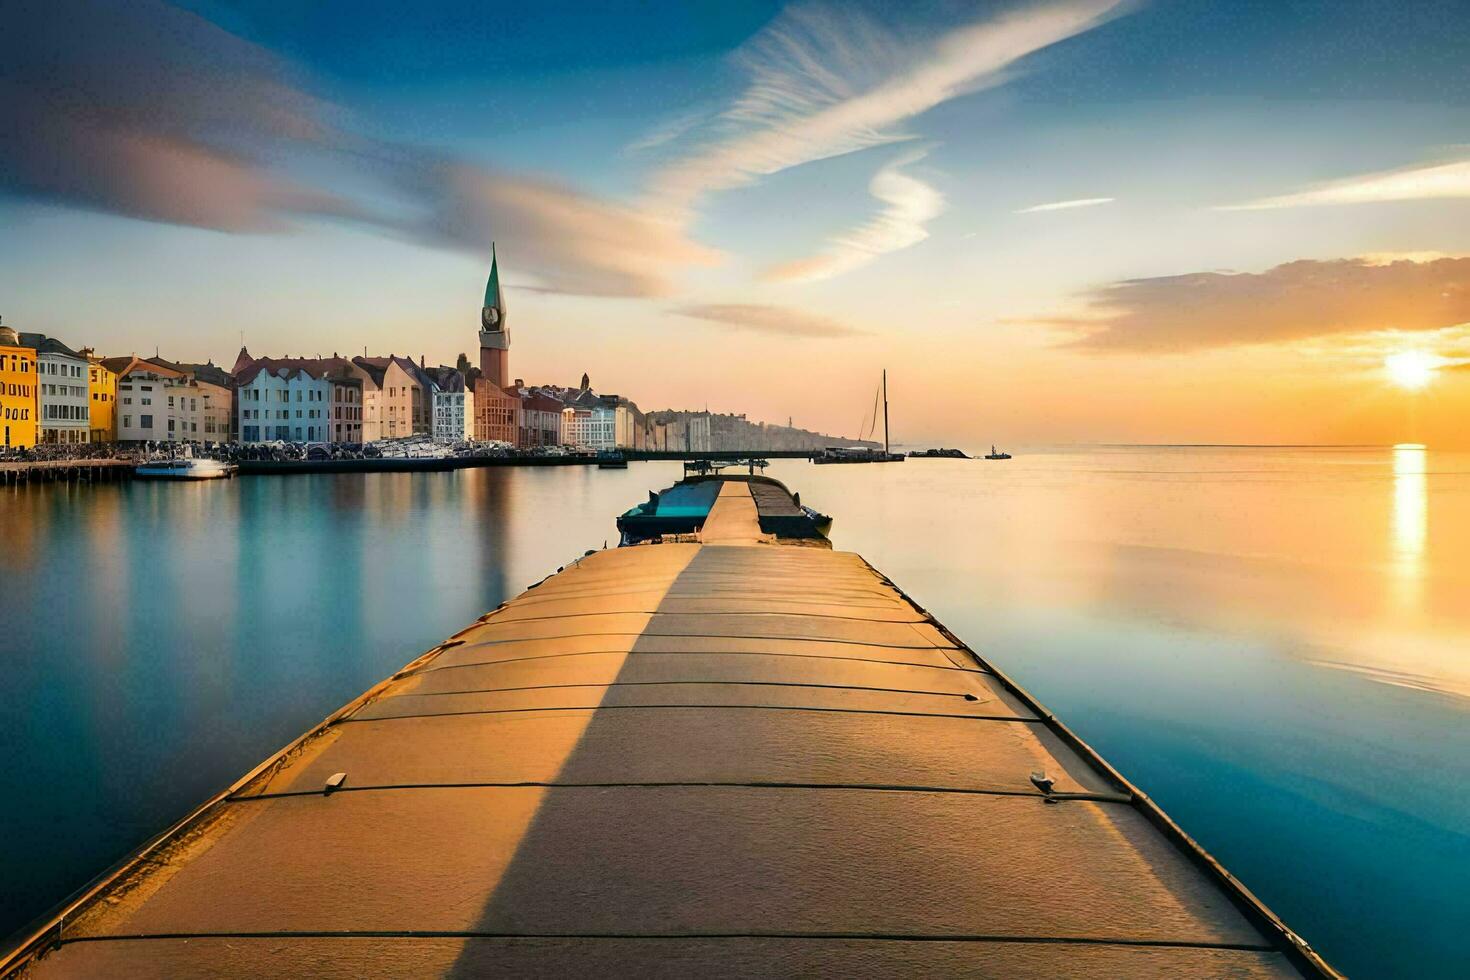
xmin=1 ymin=455 xmax=1468 ymax=977
xmin=1390 ymin=444 xmax=1427 ymax=613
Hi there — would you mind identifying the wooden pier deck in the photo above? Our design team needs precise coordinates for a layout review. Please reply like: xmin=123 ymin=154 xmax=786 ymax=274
xmin=0 ymin=459 xmax=132 ymax=485
xmin=4 ymin=478 xmax=1334 ymax=978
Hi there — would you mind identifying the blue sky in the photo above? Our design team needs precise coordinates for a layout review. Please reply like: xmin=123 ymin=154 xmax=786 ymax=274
xmin=4 ymin=0 xmax=1470 ymax=443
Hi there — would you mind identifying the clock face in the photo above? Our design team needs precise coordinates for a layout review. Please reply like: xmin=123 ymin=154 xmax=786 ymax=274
xmin=482 ymin=307 xmax=500 ymax=329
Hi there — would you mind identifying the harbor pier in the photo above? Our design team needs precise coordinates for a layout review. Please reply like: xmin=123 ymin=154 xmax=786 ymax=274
xmin=2 ymin=476 xmax=1335 ymax=978
xmin=0 ymin=459 xmax=132 ymax=487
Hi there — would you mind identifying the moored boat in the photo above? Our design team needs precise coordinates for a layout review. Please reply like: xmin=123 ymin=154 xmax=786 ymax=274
xmin=133 ymin=457 xmax=238 ymax=480
xmin=984 ymin=445 xmax=1012 ymax=460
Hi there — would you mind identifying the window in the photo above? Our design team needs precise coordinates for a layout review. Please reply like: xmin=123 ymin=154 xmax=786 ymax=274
xmin=167 ymin=419 xmax=175 ymax=433
xmin=123 ymin=416 xmax=131 ymax=428
xmin=168 ymin=396 xmax=174 ymax=408
xmin=141 ymin=414 xmax=153 ymax=428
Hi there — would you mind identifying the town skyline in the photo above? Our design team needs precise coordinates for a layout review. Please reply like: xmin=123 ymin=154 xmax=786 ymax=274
xmin=6 ymin=1 xmax=1470 ymax=446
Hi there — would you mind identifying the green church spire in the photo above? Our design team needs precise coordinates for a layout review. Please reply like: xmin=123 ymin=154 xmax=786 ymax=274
xmin=480 ymin=244 xmax=507 ymax=334
xmin=483 ymin=244 xmax=502 ymax=310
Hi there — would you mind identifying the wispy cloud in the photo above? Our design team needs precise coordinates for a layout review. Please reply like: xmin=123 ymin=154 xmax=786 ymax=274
xmin=763 ymin=148 xmax=943 ymax=283
xmin=1218 ymin=158 xmax=1470 ymax=211
xmin=1014 ymin=196 xmax=1115 ymax=213
xmin=1 ymin=0 xmax=718 ymax=298
xmin=646 ymin=0 xmax=1126 ymax=218
xmin=672 ymin=303 xmax=864 ymax=337
xmin=1045 ymin=256 xmax=1470 ymax=351
xmin=1 ymin=0 xmax=351 ymax=232
xmin=382 ymin=155 xmax=720 ymax=298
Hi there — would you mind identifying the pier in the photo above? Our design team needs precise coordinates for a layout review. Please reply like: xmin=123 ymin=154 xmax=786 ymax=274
xmin=0 ymin=459 xmax=132 ymax=487
xmin=2 ymin=475 xmax=1335 ymax=978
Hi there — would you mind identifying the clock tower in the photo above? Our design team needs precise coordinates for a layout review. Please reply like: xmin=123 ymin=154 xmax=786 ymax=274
xmin=478 ymin=245 xmax=509 ymax=389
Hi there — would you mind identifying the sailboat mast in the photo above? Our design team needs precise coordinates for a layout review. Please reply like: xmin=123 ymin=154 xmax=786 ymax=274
xmin=882 ymin=369 xmax=890 ymax=456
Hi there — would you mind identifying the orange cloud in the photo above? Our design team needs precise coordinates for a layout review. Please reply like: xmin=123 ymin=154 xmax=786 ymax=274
xmin=1056 ymin=256 xmax=1470 ymax=351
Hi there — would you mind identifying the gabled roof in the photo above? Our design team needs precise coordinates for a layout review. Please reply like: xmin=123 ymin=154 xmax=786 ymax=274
xmin=236 ymin=356 xmax=357 ymax=386
xmin=425 ymin=366 xmax=465 ymax=393
xmin=18 ymin=332 xmax=85 ymax=360
xmin=147 ymin=356 xmax=233 ymax=389
xmin=353 ymin=355 xmax=436 ymax=392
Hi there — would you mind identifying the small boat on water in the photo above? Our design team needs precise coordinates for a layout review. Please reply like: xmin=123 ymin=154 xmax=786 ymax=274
xmin=984 ymin=445 xmax=1012 ymax=460
xmin=908 ymin=447 xmax=969 ymax=459
xmin=816 ymin=369 xmax=904 ymax=464
xmin=617 ymin=471 xmax=831 ymax=544
xmin=134 ymin=456 xmax=238 ymax=480
xmin=596 ymin=451 xmax=629 ymax=469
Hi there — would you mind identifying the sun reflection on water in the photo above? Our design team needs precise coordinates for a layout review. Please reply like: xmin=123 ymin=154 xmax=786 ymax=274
xmin=1390 ymin=444 xmax=1427 ymax=613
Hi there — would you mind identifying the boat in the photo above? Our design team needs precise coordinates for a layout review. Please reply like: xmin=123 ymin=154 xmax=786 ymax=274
xmin=596 ymin=451 xmax=628 ymax=469
xmin=617 ymin=471 xmax=830 ymax=544
xmin=984 ymin=445 xmax=1012 ymax=460
xmin=813 ymin=446 xmax=904 ymax=464
xmin=134 ymin=450 xmax=238 ymax=481
xmin=0 ymin=473 xmax=1338 ymax=979
xmin=907 ymin=447 xmax=969 ymax=459
xmin=814 ymin=370 xmax=904 ymax=464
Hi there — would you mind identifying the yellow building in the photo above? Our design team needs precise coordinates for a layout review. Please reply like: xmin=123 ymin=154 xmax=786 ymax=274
xmin=83 ymin=350 xmax=118 ymax=443
xmin=0 ymin=321 xmax=38 ymax=449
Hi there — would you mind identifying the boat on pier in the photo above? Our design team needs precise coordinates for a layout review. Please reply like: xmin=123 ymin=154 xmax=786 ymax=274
xmin=2 ymin=474 xmax=1336 ymax=978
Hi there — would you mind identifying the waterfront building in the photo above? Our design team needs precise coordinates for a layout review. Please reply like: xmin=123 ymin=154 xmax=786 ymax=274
xmin=21 ymin=333 xmax=91 ymax=444
xmin=0 ymin=321 xmax=37 ymax=449
xmin=234 ymin=357 xmax=332 ymax=442
xmin=107 ymin=356 xmax=232 ymax=443
xmin=427 ymin=367 xmax=474 ymax=443
xmin=326 ymin=368 xmax=364 ymax=443
xmin=560 ymin=403 xmax=616 ymax=450
xmin=472 ymin=249 xmax=522 ymax=444
xmin=352 ymin=355 xmax=434 ymax=439
xmin=81 ymin=351 xmax=117 ymax=443
xmin=148 ymin=357 xmax=236 ymax=442
xmin=507 ymin=382 xmax=564 ymax=448
xmin=609 ymin=395 xmax=649 ymax=449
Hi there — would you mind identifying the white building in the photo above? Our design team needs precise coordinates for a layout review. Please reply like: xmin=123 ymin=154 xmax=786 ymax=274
xmin=235 ymin=358 xmax=331 ymax=443
xmin=429 ymin=369 xmax=474 ymax=443
xmin=107 ymin=357 xmax=232 ymax=443
xmin=560 ymin=404 xmax=616 ymax=450
xmin=21 ymin=333 xmax=91 ymax=444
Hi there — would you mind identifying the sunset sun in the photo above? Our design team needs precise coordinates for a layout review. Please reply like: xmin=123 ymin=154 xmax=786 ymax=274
xmin=1384 ymin=351 xmax=1439 ymax=390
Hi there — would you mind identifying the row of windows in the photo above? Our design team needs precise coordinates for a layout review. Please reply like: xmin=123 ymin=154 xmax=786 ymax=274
xmin=42 ymin=404 xmax=88 ymax=420
xmin=242 ymin=387 xmax=325 ymax=402
xmin=42 ymin=428 xmax=91 ymax=444
xmin=42 ymin=384 xmax=87 ymax=398
xmin=240 ymin=425 xmax=324 ymax=441
xmin=42 ymin=362 xmax=84 ymax=378
xmin=240 ymin=408 xmax=323 ymax=420
xmin=2 ymin=406 xmax=31 ymax=421
xmin=92 ymin=391 xmax=111 ymax=402
xmin=4 ymin=383 xmax=31 ymax=397
xmin=3 ymin=355 xmax=33 ymax=373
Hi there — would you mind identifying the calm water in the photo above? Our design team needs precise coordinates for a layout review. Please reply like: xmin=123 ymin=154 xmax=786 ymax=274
xmin=2 ymin=449 xmax=1468 ymax=976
